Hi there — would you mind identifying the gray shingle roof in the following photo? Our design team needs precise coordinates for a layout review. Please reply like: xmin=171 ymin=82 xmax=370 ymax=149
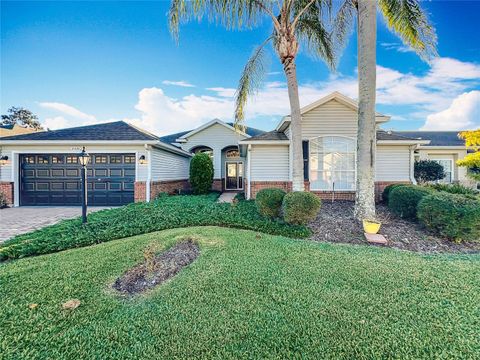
xmin=0 ymin=121 xmax=159 ymax=141
xmin=376 ymin=130 xmax=420 ymax=141
xmin=245 ymin=130 xmax=289 ymax=141
xmin=395 ymin=131 xmax=465 ymax=146
xmin=160 ymin=122 xmax=265 ymax=145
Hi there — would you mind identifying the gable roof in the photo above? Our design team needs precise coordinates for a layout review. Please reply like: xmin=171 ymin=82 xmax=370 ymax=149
xmin=160 ymin=120 xmax=265 ymax=145
xmin=0 ymin=121 xmax=159 ymax=142
xmin=175 ymin=119 xmax=251 ymax=142
xmin=276 ymin=91 xmax=391 ymax=131
xmin=395 ymin=131 xmax=465 ymax=147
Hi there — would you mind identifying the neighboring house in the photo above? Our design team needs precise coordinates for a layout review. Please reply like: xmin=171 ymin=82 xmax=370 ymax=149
xmin=0 ymin=92 xmax=472 ymax=207
xmin=0 ymin=123 xmax=42 ymax=138
xmin=0 ymin=121 xmax=191 ymax=206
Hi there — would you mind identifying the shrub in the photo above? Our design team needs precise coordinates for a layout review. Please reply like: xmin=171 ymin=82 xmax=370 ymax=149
xmin=427 ymin=183 xmax=479 ymax=198
xmin=418 ymin=192 xmax=480 ymax=242
xmin=0 ymin=192 xmax=7 ymax=209
xmin=382 ymin=183 xmax=406 ymax=203
xmin=414 ymin=160 xmax=445 ymax=184
xmin=189 ymin=153 xmax=214 ymax=194
xmin=388 ymin=185 xmax=432 ymax=220
xmin=255 ymin=188 xmax=286 ymax=218
xmin=282 ymin=192 xmax=321 ymax=225
xmin=0 ymin=194 xmax=310 ymax=260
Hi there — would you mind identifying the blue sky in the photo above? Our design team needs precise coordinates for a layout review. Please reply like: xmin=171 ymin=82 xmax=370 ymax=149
xmin=1 ymin=0 xmax=479 ymax=135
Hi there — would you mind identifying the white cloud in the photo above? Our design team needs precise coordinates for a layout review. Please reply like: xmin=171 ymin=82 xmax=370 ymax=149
xmin=36 ymin=56 xmax=480 ymax=135
xmin=421 ymin=91 xmax=480 ymax=130
xmin=161 ymin=80 xmax=195 ymax=88
xmin=38 ymin=102 xmax=97 ymax=129
xmin=380 ymin=42 xmax=413 ymax=53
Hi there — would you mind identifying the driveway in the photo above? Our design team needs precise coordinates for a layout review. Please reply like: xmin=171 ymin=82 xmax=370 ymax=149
xmin=0 ymin=207 xmax=110 ymax=242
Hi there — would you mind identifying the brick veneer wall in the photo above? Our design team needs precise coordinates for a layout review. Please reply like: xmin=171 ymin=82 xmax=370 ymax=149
xmin=248 ymin=181 xmax=292 ymax=199
xmin=247 ymin=180 xmax=412 ymax=202
xmin=150 ymin=179 xmax=190 ymax=199
xmin=212 ymin=179 xmax=223 ymax=192
xmin=0 ymin=182 xmax=14 ymax=205
xmin=134 ymin=181 xmax=146 ymax=202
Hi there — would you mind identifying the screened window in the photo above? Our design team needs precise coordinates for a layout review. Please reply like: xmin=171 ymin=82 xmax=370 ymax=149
xmin=309 ymin=136 xmax=356 ymax=191
xmin=433 ymin=159 xmax=453 ymax=183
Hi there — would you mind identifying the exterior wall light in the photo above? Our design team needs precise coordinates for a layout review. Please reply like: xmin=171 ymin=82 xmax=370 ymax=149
xmin=139 ymin=155 xmax=147 ymax=164
xmin=0 ymin=155 xmax=9 ymax=166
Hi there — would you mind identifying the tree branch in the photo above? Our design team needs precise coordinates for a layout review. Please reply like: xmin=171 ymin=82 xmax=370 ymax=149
xmin=253 ymin=0 xmax=281 ymax=31
xmin=292 ymin=0 xmax=317 ymax=30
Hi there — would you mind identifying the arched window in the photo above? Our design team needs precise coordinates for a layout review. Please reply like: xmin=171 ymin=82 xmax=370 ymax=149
xmin=191 ymin=146 xmax=213 ymax=159
xmin=225 ymin=149 xmax=240 ymax=158
xmin=309 ymin=136 xmax=356 ymax=191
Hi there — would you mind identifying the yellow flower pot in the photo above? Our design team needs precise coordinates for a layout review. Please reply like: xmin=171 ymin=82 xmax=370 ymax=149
xmin=363 ymin=220 xmax=381 ymax=234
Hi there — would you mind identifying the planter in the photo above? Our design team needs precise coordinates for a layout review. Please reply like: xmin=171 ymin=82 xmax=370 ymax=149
xmin=363 ymin=220 xmax=381 ymax=234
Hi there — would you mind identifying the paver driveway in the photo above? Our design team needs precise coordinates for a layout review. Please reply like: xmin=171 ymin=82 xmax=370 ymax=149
xmin=0 ymin=207 xmax=109 ymax=242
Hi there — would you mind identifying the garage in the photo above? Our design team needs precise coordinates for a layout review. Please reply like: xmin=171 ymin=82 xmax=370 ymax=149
xmin=20 ymin=153 xmax=136 ymax=206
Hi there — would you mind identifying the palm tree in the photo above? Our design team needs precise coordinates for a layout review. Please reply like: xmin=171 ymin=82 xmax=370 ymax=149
xmin=169 ymin=0 xmax=335 ymax=192
xmin=334 ymin=0 xmax=437 ymax=220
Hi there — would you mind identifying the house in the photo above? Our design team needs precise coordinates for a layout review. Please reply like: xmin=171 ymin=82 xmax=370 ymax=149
xmin=0 ymin=121 xmax=192 ymax=206
xmin=0 ymin=123 xmax=42 ymax=138
xmin=0 ymin=92 xmax=471 ymax=207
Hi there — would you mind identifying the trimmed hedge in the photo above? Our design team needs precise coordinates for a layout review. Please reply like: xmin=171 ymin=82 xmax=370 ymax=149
xmin=282 ymin=192 xmax=321 ymax=225
xmin=255 ymin=188 xmax=286 ymax=218
xmin=0 ymin=194 xmax=310 ymax=261
xmin=190 ymin=153 xmax=214 ymax=194
xmin=388 ymin=185 xmax=432 ymax=220
xmin=427 ymin=183 xmax=479 ymax=199
xmin=382 ymin=183 xmax=406 ymax=203
xmin=418 ymin=192 xmax=480 ymax=242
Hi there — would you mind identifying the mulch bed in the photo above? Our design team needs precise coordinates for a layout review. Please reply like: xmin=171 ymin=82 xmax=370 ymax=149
xmin=113 ymin=240 xmax=200 ymax=295
xmin=309 ymin=201 xmax=480 ymax=254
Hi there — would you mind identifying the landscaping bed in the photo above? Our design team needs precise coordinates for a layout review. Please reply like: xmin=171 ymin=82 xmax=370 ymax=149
xmin=309 ymin=201 xmax=480 ymax=253
xmin=113 ymin=239 xmax=199 ymax=295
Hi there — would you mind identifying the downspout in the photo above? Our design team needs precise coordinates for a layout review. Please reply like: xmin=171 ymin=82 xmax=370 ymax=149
xmin=247 ymin=144 xmax=252 ymax=199
xmin=410 ymin=145 xmax=417 ymax=185
xmin=145 ymin=144 xmax=151 ymax=202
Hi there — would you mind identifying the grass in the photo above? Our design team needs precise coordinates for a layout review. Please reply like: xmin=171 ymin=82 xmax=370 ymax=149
xmin=0 ymin=194 xmax=309 ymax=260
xmin=1 ymin=227 xmax=479 ymax=359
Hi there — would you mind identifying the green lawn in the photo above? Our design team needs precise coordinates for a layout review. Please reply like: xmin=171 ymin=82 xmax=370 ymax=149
xmin=1 ymin=227 xmax=479 ymax=359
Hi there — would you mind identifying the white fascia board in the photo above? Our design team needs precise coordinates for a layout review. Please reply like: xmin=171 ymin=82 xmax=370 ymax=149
xmin=177 ymin=118 xmax=250 ymax=140
xmin=377 ymin=140 xmax=431 ymax=145
xmin=239 ymin=140 xmax=290 ymax=145
xmin=417 ymin=146 xmax=467 ymax=150
xmin=0 ymin=140 xmax=159 ymax=145
xmin=152 ymin=142 xmax=192 ymax=157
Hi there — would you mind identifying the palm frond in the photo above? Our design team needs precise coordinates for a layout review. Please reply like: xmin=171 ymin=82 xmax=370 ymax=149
xmin=169 ymin=0 xmax=274 ymax=40
xmin=379 ymin=0 xmax=437 ymax=61
xmin=234 ymin=37 xmax=272 ymax=131
xmin=294 ymin=1 xmax=336 ymax=69
xmin=331 ymin=0 xmax=356 ymax=54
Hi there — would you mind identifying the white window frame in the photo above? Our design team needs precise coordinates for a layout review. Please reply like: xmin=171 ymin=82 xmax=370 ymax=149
xmin=432 ymin=159 xmax=454 ymax=183
xmin=309 ymin=135 xmax=357 ymax=191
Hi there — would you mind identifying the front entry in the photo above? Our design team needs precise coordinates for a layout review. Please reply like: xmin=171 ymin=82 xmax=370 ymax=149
xmin=225 ymin=161 xmax=244 ymax=190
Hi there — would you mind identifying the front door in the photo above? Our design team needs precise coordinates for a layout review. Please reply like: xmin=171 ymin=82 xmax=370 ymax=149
xmin=225 ymin=162 xmax=243 ymax=190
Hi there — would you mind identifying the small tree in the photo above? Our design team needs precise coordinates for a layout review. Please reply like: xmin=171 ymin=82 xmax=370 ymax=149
xmin=1 ymin=107 xmax=43 ymax=130
xmin=414 ymin=160 xmax=445 ymax=184
xmin=457 ymin=129 xmax=480 ymax=181
xmin=189 ymin=153 xmax=214 ymax=194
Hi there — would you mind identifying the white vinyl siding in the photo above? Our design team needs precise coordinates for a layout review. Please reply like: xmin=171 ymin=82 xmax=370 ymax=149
xmin=375 ymin=145 xmax=411 ymax=181
xmin=302 ymin=99 xmax=357 ymax=139
xmin=150 ymin=148 xmax=190 ymax=181
xmin=0 ymin=149 xmax=13 ymax=182
xmin=250 ymin=145 xmax=289 ymax=181
xmin=179 ymin=123 xmax=247 ymax=178
xmin=284 ymin=126 xmax=291 ymax=139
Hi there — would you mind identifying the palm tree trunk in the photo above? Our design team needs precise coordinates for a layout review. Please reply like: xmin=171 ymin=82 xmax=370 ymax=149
xmin=354 ymin=0 xmax=377 ymax=221
xmin=284 ymin=58 xmax=304 ymax=192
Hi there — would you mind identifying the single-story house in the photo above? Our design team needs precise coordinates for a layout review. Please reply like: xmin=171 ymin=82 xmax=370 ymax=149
xmin=0 ymin=92 xmax=472 ymax=207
